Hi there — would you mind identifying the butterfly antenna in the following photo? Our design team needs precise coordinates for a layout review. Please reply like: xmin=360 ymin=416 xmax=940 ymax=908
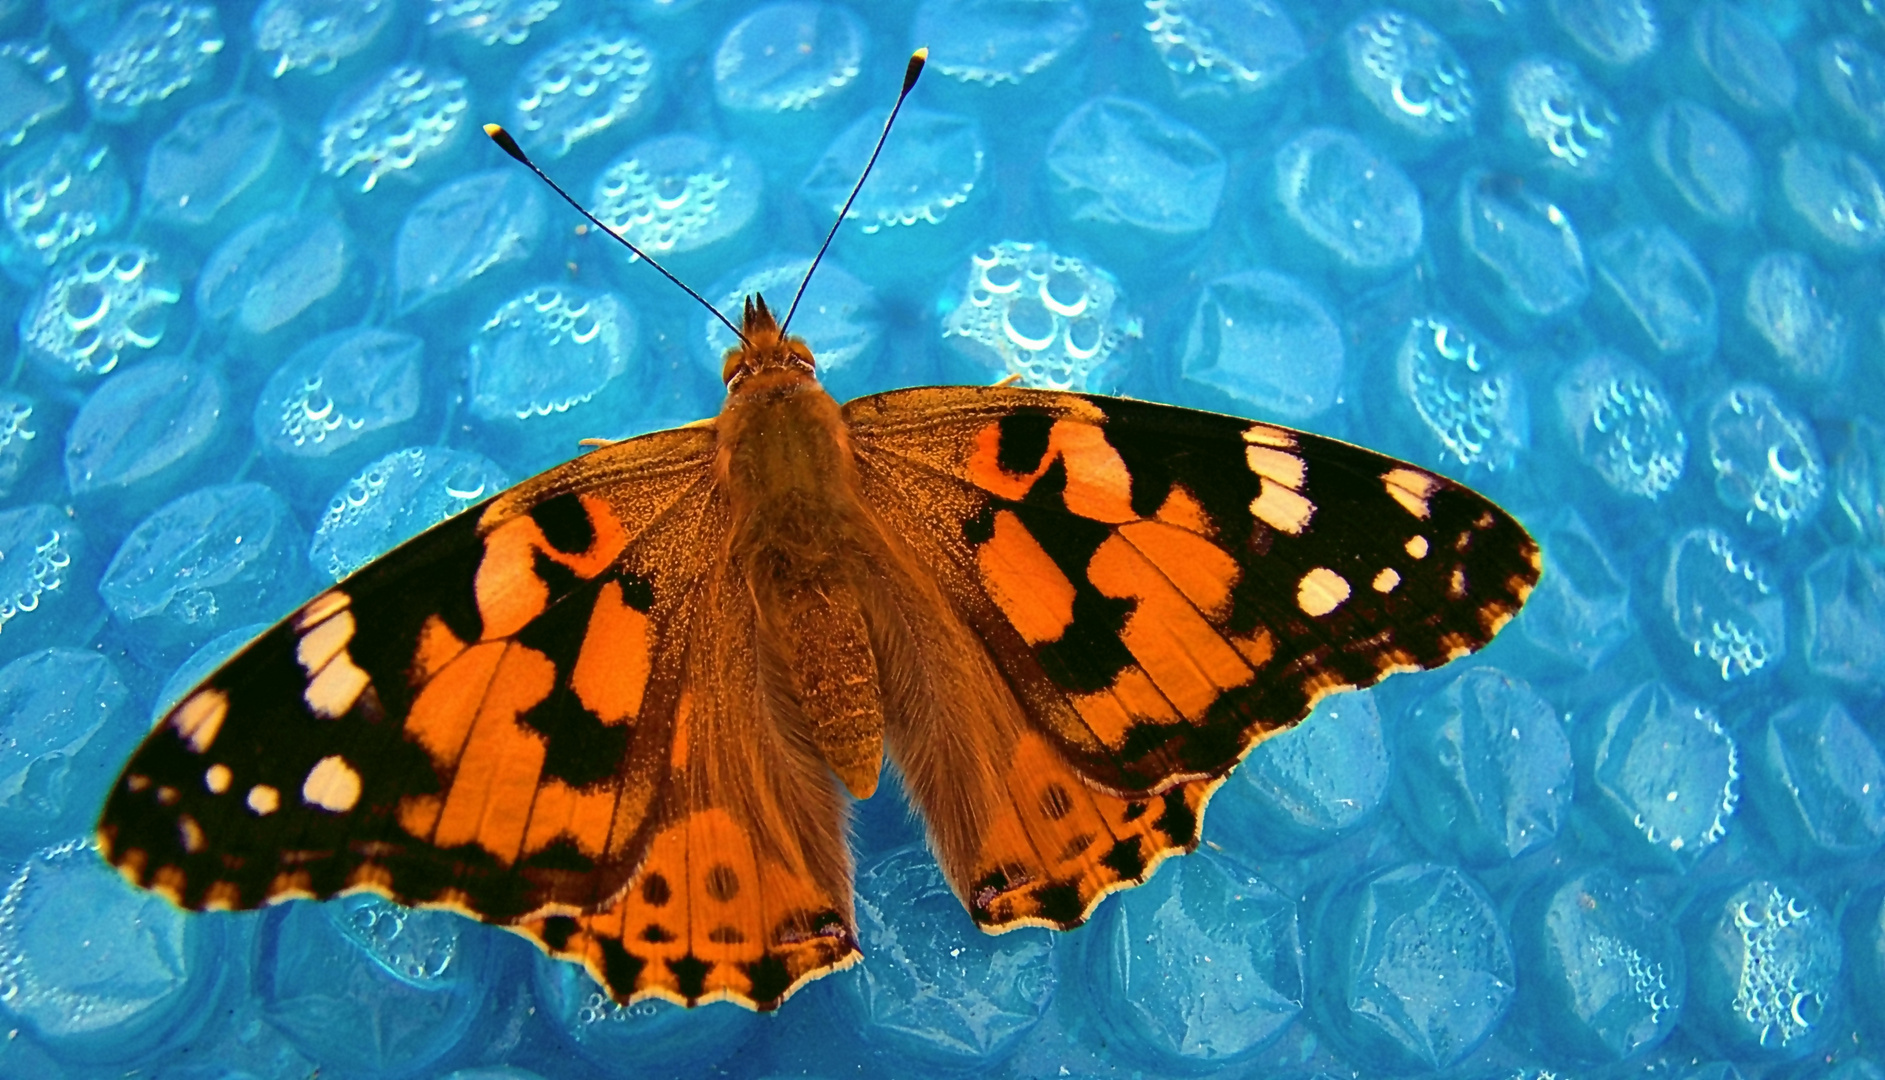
xmin=481 ymin=124 xmax=750 ymax=348
xmin=780 ymin=47 xmax=928 ymax=336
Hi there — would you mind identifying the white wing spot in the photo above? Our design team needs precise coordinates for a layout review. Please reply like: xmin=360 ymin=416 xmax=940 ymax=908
xmin=205 ymin=763 xmax=232 ymax=794
xmin=295 ymin=589 xmax=351 ymax=631
xmin=296 ymin=609 xmax=355 ymax=674
xmin=173 ymin=689 xmax=229 ymax=753
xmin=1406 ymin=535 xmax=1430 ymax=559
xmin=305 ymin=653 xmax=371 ymax=719
xmin=1297 ymin=567 xmax=1352 ymax=617
xmin=1384 ymin=467 xmax=1437 ymax=518
xmin=1245 ymin=445 xmax=1306 ymax=488
xmin=1251 ymin=482 xmax=1314 ymax=534
xmin=1241 ymin=423 xmax=1297 ymax=449
xmin=248 ymin=784 xmax=280 ymax=816
xmin=1373 ymin=568 xmax=1401 ymax=593
xmin=303 ymin=755 xmax=362 ymax=813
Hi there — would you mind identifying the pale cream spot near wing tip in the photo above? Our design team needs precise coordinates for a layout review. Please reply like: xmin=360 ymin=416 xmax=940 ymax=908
xmin=1297 ymin=567 xmax=1352 ymax=617
xmin=1250 ymin=480 xmax=1313 ymax=534
xmin=1373 ymin=567 xmax=1402 ymax=593
xmin=173 ymin=689 xmax=228 ymax=753
xmin=303 ymin=755 xmax=363 ymax=813
xmin=295 ymin=589 xmax=351 ymax=631
xmin=1384 ymin=467 xmax=1438 ymax=519
xmin=1406 ymin=535 xmax=1430 ymax=560
xmin=296 ymin=609 xmax=356 ymax=676
xmin=178 ymin=815 xmax=205 ymax=854
xmin=247 ymin=784 xmax=280 ymax=816
xmin=305 ymin=652 xmax=371 ymax=719
xmin=1244 ymin=444 xmax=1306 ymax=489
xmin=204 ymin=763 xmax=231 ymax=794
xmin=1241 ymin=423 xmax=1297 ymax=449
xmin=1448 ymin=566 xmax=1468 ymax=600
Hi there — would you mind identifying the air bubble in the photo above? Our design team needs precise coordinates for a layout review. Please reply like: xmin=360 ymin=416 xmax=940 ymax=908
xmin=1395 ymin=315 xmax=1525 ymax=471
xmin=511 ymin=30 xmax=656 ymax=159
xmin=320 ymin=65 xmax=468 ymax=193
xmin=942 ymin=241 xmax=1137 ymax=392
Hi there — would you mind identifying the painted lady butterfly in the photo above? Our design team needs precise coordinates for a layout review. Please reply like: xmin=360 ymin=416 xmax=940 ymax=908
xmin=98 ymin=51 xmax=1539 ymax=1012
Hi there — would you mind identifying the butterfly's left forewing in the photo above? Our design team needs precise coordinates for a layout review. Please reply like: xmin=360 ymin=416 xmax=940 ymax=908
xmin=846 ymin=386 xmax=1539 ymax=929
xmin=98 ymin=424 xmax=859 ymax=1010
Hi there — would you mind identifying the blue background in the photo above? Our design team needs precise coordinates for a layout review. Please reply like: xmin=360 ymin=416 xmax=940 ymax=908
xmin=0 ymin=0 xmax=1880 ymax=1077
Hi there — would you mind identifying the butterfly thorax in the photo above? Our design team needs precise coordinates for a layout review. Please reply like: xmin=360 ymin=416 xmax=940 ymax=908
xmin=713 ymin=297 xmax=887 ymax=802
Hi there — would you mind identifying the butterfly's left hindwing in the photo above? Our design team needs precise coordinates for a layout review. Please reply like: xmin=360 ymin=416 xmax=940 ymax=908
xmin=846 ymin=387 xmax=1539 ymax=929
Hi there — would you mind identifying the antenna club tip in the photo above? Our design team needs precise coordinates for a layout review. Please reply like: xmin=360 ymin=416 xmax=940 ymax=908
xmin=903 ymin=48 xmax=927 ymax=91
xmin=483 ymin=123 xmax=529 ymax=164
xmin=913 ymin=46 xmax=928 ymax=61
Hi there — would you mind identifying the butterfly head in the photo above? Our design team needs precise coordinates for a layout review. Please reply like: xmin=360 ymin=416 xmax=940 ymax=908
xmin=723 ymin=294 xmax=816 ymax=391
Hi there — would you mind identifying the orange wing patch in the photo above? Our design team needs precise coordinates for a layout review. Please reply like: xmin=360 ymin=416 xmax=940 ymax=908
xmin=476 ymin=494 xmax=630 ymax=639
xmin=98 ymin=425 xmax=727 ymax=923
xmin=848 ymin=386 xmax=1540 ymax=802
xmin=99 ymin=363 xmax=1540 ymax=1018
xmin=427 ymin=643 xmax=556 ymax=861
xmin=1087 ymin=532 xmax=1255 ymax=718
xmin=513 ymin=807 xmax=859 ymax=1009
xmin=966 ymin=732 xmax=1221 ymax=931
xmin=570 ymin=579 xmax=653 ymax=723
xmin=976 ymin=509 xmax=1078 ymax=644
xmin=967 ymin=415 xmax=1136 ymax=523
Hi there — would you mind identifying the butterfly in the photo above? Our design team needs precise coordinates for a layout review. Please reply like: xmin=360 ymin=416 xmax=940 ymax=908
xmin=96 ymin=53 xmax=1540 ymax=1012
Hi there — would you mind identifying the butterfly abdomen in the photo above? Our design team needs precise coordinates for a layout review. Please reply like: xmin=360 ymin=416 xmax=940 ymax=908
xmin=717 ymin=366 xmax=894 ymax=801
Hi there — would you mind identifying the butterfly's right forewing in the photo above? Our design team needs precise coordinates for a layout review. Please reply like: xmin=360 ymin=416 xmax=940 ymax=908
xmin=100 ymin=423 xmax=860 ymax=1010
xmin=846 ymin=386 xmax=1539 ymax=930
